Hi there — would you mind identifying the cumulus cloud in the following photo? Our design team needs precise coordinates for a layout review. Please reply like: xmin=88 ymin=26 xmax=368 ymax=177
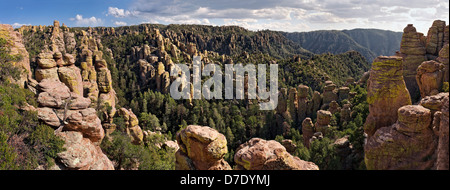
xmin=70 ymin=14 xmax=103 ymax=26
xmin=114 ymin=21 xmax=128 ymax=26
xmin=110 ymin=0 xmax=448 ymax=32
xmin=107 ymin=7 xmax=137 ymax=17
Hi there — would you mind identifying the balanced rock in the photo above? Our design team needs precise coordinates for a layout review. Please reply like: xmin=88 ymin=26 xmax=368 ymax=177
xmin=365 ymin=105 xmax=436 ymax=170
xmin=234 ymin=138 xmax=319 ymax=170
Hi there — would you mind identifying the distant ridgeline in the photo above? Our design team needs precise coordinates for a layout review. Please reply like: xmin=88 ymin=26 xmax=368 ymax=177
xmin=282 ymin=29 xmax=403 ymax=63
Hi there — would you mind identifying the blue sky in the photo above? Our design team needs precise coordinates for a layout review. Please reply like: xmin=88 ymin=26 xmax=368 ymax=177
xmin=1 ymin=0 xmax=449 ymax=33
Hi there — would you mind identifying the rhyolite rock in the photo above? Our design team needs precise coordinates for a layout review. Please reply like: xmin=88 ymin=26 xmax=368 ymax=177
xmin=175 ymin=125 xmax=231 ymax=170
xmin=365 ymin=105 xmax=436 ymax=170
xmin=399 ymin=24 xmax=427 ymax=102
xmin=234 ymin=138 xmax=319 ymax=170
xmin=0 ymin=24 xmax=31 ymax=88
xmin=416 ymin=60 xmax=444 ymax=98
xmin=56 ymin=131 xmax=114 ymax=170
xmin=58 ymin=65 xmax=84 ymax=96
xmin=364 ymin=56 xmax=412 ymax=137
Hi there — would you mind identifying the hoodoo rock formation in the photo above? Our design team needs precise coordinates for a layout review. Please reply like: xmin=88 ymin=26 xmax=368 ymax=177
xmin=364 ymin=56 xmax=412 ymax=138
xmin=365 ymin=20 xmax=449 ymax=170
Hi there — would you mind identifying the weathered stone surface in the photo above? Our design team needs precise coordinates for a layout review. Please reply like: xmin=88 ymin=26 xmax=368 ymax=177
xmin=416 ymin=60 xmax=445 ymax=98
xmin=364 ymin=56 xmax=412 ymax=137
xmin=117 ymin=108 xmax=143 ymax=145
xmin=426 ymin=20 xmax=446 ymax=56
xmin=302 ymin=118 xmax=314 ymax=148
xmin=37 ymin=107 xmax=60 ymax=127
xmin=175 ymin=125 xmax=231 ymax=170
xmin=436 ymin=95 xmax=449 ymax=170
xmin=97 ymin=68 xmax=112 ymax=93
xmin=365 ymin=105 xmax=436 ymax=170
xmin=35 ymin=67 xmax=60 ymax=82
xmin=400 ymin=24 xmax=427 ymax=102
xmin=234 ymin=138 xmax=319 ymax=170
xmin=0 ymin=24 xmax=31 ymax=88
xmin=64 ymin=108 xmax=105 ymax=144
xmin=58 ymin=65 xmax=84 ymax=96
xmin=56 ymin=131 xmax=114 ymax=170
xmin=37 ymin=79 xmax=71 ymax=108
xmin=315 ymin=110 xmax=332 ymax=135
xmin=436 ymin=44 xmax=449 ymax=82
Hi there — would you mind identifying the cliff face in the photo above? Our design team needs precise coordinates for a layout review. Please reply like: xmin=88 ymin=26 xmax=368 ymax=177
xmin=0 ymin=24 xmax=31 ymax=88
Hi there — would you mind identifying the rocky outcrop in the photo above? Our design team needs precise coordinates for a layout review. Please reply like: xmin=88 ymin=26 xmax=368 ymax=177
xmin=35 ymin=79 xmax=113 ymax=170
xmin=398 ymin=21 xmax=449 ymax=101
xmin=398 ymin=24 xmax=427 ymax=102
xmin=175 ymin=125 xmax=231 ymax=170
xmin=234 ymin=138 xmax=319 ymax=170
xmin=0 ymin=24 xmax=31 ymax=88
xmin=365 ymin=105 xmax=436 ymax=170
xmin=364 ymin=56 xmax=412 ymax=138
xmin=56 ymin=131 xmax=114 ymax=170
xmin=301 ymin=117 xmax=314 ymax=148
xmin=365 ymin=93 xmax=449 ymax=170
xmin=315 ymin=110 xmax=332 ymax=136
xmin=437 ymin=44 xmax=449 ymax=82
xmin=117 ymin=108 xmax=144 ymax=145
xmin=425 ymin=20 xmax=447 ymax=56
xmin=416 ymin=60 xmax=444 ymax=98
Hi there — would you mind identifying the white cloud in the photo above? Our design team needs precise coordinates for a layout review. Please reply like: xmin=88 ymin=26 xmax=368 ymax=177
xmin=70 ymin=14 xmax=103 ymax=26
xmin=113 ymin=0 xmax=449 ymax=32
xmin=114 ymin=21 xmax=128 ymax=26
xmin=12 ymin=23 xmax=31 ymax=28
xmin=107 ymin=7 xmax=137 ymax=18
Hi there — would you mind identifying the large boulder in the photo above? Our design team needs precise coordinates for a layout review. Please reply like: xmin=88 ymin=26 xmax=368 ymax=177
xmin=64 ymin=108 xmax=105 ymax=144
xmin=416 ymin=60 xmax=444 ymax=98
xmin=234 ymin=138 xmax=319 ymax=170
xmin=56 ymin=131 xmax=114 ymax=170
xmin=58 ymin=65 xmax=84 ymax=96
xmin=364 ymin=56 xmax=412 ymax=137
xmin=175 ymin=125 xmax=231 ymax=170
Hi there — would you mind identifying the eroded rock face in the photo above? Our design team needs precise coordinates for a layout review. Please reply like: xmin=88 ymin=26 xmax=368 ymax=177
xmin=416 ymin=60 xmax=444 ymax=98
xmin=175 ymin=125 xmax=231 ymax=170
xmin=117 ymin=108 xmax=144 ymax=145
xmin=365 ymin=93 xmax=449 ymax=170
xmin=315 ymin=110 xmax=332 ymax=135
xmin=0 ymin=24 xmax=31 ymax=88
xmin=399 ymin=24 xmax=427 ymax=102
xmin=365 ymin=105 xmax=436 ymax=170
xmin=437 ymin=44 xmax=449 ymax=82
xmin=364 ymin=56 xmax=412 ymax=138
xmin=56 ymin=131 xmax=114 ymax=170
xmin=234 ymin=138 xmax=319 ymax=170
